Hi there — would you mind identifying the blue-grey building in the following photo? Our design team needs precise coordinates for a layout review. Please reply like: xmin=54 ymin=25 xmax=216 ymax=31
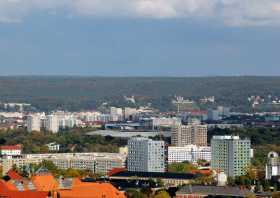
xmin=127 ymin=137 xmax=166 ymax=173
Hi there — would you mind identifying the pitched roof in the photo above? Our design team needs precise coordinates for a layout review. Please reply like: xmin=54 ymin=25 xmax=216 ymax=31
xmin=58 ymin=181 xmax=126 ymax=198
xmin=1 ymin=172 xmax=126 ymax=198
xmin=6 ymin=169 xmax=23 ymax=180
xmin=0 ymin=144 xmax=22 ymax=150
xmin=0 ymin=180 xmax=48 ymax=198
xmin=31 ymin=174 xmax=59 ymax=191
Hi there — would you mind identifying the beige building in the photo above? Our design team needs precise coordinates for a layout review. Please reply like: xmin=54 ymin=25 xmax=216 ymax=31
xmin=171 ymin=124 xmax=207 ymax=146
xmin=2 ymin=152 xmax=126 ymax=175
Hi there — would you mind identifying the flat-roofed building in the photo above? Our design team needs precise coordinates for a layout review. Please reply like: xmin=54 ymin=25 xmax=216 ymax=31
xmin=211 ymin=135 xmax=251 ymax=177
xmin=172 ymin=124 xmax=207 ymax=147
xmin=127 ymin=137 xmax=166 ymax=173
xmin=168 ymin=145 xmax=211 ymax=163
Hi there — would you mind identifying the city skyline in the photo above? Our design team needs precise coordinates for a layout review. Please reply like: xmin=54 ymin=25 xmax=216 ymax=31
xmin=0 ymin=1 xmax=279 ymax=76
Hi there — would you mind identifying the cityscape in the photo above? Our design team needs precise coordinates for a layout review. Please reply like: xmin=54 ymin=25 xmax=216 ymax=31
xmin=1 ymin=97 xmax=280 ymax=198
xmin=1 ymin=0 xmax=280 ymax=198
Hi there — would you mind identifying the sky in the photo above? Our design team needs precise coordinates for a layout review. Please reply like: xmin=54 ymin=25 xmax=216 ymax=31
xmin=0 ymin=0 xmax=280 ymax=76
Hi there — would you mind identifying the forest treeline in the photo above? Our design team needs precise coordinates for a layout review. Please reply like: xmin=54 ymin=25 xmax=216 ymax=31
xmin=0 ymin=76 xmax=280 ymax=111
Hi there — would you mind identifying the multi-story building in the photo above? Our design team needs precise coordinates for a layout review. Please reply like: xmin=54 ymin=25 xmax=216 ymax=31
xmin=152 ymin=117 xmax=181 ymax=130
xmin=171 ymin=124 xmax=207 ymax=147
xmin=124 ymin=107 xmax=138 ymax=121
xmin=26 ymin=114 xmax=41 ymax=132
xmin=53 ymin=111 xmax=77 ymax=129
xmin=127 ymin=137 xmax=166 ymax=173
xmin=168 ymin=145 xmax=211 ymax=163
xmin=2 ymin=152 xmax=126 ymax=175
xmin=0 ymin=144 xmax=22 ymax=157
xmin=211 ymin=135 xmax=251 ymax=177
xmin=45 ymin=115 xmax=59 ymax=133
xmin=110 ymin=107 xmax=123 ymax=122
xmin=266 ymin=151 xmax=280 ymax=179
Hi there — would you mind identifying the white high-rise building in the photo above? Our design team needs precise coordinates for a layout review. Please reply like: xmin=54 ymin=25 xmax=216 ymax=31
xmin=127 ymin=137 xmax=166 ymax=173
xmin=168 ymin=145 xmax=211 ymax=163
xmin=27 ymin=114 xmax=41 ymax=132
xmin=171 ymin=124 xmax=207 ymax=147
xmin=46 ymin=115 xmax=59 ymax=133
xmin=211 ymin=136 xmax=251 ymax=177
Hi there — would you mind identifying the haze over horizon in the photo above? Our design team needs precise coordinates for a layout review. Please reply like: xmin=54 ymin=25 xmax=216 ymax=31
xmin=0 ymin=0 xmax=280 ymax=76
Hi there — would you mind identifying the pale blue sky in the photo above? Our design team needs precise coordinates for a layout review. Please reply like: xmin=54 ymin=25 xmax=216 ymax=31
xmin=0 ymin=0 xmax=280 ymax=76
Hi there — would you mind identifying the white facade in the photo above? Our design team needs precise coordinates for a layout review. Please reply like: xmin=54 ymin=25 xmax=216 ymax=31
xmin=46 ymin=142 xmax=60 ymax=152
xmin=124 ymin=107 xmax=138 ymax=120
xmin=0 ymin=145 xmax=22 ymax=156
xmin=2 ymin=152 xmax=126 ymax=175
xmin=127 ymin=137 xmax=166 ymax=173
xmin=110 ymin=107 xmax=123 ymax=122
xmin=168 ymin=145 xmax=211 ymax=163
xmin=266 ymin=151 xmax=280 ymax=179
xmin=77 ymin=111 xmax=101 ymax=122
xmin=53 ymin=111 xmax=77 ymax=129
xmin=27 ymin=114 xmax=41 ymax=132
xmin=152 ymin=117 xmax=181 ymax=129
xmin=46 ymin=115 xmax=59 ymax=133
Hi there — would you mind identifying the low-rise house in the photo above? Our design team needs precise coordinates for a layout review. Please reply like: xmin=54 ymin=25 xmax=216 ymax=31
xmin=46 ymin=142 xmax=60 ymax=152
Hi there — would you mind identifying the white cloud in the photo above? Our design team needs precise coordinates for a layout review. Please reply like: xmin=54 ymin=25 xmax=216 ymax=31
xmin=0 ymin=0 xmax=280 ymax=26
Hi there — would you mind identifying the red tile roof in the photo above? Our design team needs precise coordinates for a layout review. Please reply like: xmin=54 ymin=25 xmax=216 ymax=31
xmin=6 ymin=170 xmax=23 ymax=180
xmin=0 ymin=180 xmax=48 ymax=198
xmin=0 ymin=144 xmax=22 ymax=150
xmin=1 ymin=172 xmax=126 ymax=198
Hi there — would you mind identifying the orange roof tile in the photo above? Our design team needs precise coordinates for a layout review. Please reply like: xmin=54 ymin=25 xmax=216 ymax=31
xmin=58 ymin=182 xmax=126 ymax=198
xmin=7 ymin=169 xmax=23 ymax=180
xmin=31 ymin=174 xmax=59 ymax=191
xmin=0 ymin=144 xmax=22 ymax=150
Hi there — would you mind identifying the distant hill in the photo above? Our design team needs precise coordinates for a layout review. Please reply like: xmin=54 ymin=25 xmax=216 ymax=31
xmin=0 ymin=76 xmax=279 ymax=112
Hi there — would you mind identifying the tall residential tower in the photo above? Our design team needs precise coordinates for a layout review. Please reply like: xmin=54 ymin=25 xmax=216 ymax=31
xmin=211 ymin=135 xmax=251 ymax=177
xmin=171 ymin=124 xmax=207 ymax=146
xmin=127 ymin=137 xmax=166 ymax=173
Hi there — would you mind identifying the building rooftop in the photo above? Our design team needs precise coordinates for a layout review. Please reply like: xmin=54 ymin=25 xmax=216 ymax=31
xmin=1 ymin=169 xmax=126 ymax=198
xmin=110 ymin=171 xmax=197 ymax=180
xmin=177 ymin=185 xmax=254 ymax=197
xmin=0 ymin=144 xmax=22 ymax=150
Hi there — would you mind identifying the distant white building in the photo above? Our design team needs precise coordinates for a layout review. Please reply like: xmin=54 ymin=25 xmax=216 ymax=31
xmin=46 ymin=142 xmax=60 ymax=152
xmin=46 ymin=115 xmax=59 ymax=133
xmin=2 ymin=152 xmax=126 ymax=175
xmin=152 ymin=117 xmax=181 ymax=129
xmin=53 ymin=111 xmax=77 ymax=129
xmin=266 ymin=151 xmax=280 ymax=179
xmin=110 ymin=107 xmax=123 ymax=122
xmin=124 ymin=107 xmax=138 ymax=120
xmin=77 ymin=111 xmax=101 ymax=122
xmin=27 ymin=113 xmax=42 ymax=132
xmin=168 ymin=145 xmax=211 ymax=164
xmin=0 ymin=144 xmax=22 ymax=157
